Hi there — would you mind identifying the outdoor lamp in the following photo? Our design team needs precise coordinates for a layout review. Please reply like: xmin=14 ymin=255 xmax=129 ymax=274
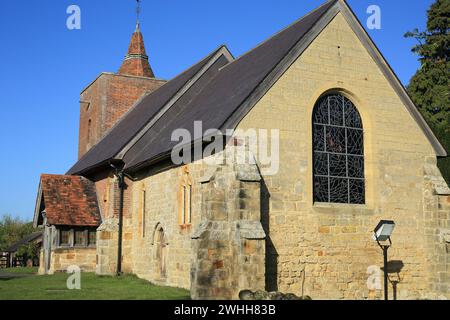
xmin=373 ymin=220 xmax=395 ymax=242
xmin=373 ymin=220 xmax=395 ymax=301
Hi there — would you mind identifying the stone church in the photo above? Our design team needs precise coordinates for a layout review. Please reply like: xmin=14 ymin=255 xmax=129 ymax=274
xmin=33 ymin=0 xmax=450 ymax=300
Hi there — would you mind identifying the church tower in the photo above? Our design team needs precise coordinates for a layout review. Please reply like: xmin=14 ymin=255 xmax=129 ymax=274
xmin=77 ymin=5 xmax=165 ymax=159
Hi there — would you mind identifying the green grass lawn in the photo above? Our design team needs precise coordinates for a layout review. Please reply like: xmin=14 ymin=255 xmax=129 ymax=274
xmin=2 ymin=267 xmax=39 ymax=274
xmin=0 ymin=268 xmax=190 ymax=300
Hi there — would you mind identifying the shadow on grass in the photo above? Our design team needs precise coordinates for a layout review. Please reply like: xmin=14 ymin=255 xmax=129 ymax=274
xmin=0 ymin=272 xmax=34 ymax=281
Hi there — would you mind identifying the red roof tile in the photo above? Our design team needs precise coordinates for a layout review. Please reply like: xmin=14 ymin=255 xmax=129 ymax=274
xmin=38 ymin=174 xmax=101 ymax=226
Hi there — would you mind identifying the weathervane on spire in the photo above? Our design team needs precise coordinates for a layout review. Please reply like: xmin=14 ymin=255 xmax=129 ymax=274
xmin=136 ymin=0 xmax=141 ymax=30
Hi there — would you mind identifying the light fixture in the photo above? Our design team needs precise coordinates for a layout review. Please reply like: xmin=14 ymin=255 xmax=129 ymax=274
xmin=373 ymin=220 xmax=395 ymax=242
xmin=373 ymin=220 xmax=395 ymax=301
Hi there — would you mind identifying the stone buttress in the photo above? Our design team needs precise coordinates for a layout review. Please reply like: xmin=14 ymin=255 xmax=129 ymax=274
xmin=191 ymin=147 xmax=266 ymax=299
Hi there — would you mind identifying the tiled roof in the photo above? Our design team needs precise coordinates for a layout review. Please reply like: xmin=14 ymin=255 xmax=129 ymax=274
xmin=67 ymin=46 xmax=228 ymax=175
xmin=67 ymin=0 xmax=446 ymax=175
xmin=123 ymin=0 xmax=336 ymax=171
xmin=66 ymin=0 xmax=333 ymax=175
xmin=37 ymin=174 xmax=101 ymax=227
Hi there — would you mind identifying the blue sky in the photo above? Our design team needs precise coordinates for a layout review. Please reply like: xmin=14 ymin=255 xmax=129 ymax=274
xmin=0 ymin=0 xmax=433 ymax=221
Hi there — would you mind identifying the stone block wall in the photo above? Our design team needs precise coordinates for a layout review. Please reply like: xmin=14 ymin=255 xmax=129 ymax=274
xmin=96 ymin=217 xmax=119 ymax=275
xmin=191 ymin=149 xmax=266 ymax=300
xmin=423 ymin=159 xmax=450 ymax=298
xmin=38 ymin=225 xmax=96 ymax=275
xmin=49 ymin=248 xmax=97 ymax=273
xmin=38 ymin=249 xmax=45 ymax=274
xmin=85 ymin=12 xmax=449 ymax=300
xmin=235 ymin=13 xmax=449 ymax=299
xmin=127 ymin=161 xmax=206 ymax=289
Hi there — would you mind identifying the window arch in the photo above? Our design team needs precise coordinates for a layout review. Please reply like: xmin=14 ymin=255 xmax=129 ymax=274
xmin=152 ymin=223 xmax=167 ymax=279
xmin=312 ymin=93 xmax=365 ymax=204
xmin=140 ymin=184 xmax=146 ymax=238
xmin=179 ymin=166 xmax=192 ymax=225
xmin=87 ymin=119 xmax=92 ymax=141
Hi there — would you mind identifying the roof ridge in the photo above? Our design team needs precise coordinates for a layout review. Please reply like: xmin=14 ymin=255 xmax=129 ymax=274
xmin=69 ymin=0 xmax=350 ymax=174
xmin=67 ymin=45 xmax=232 ymax=175
xmin=220 ymin=0 xmax=337 ymax=71
xmin=117 ymin=46 xmax=235 ymax=161
xmin=123 ymin=0 xmax=339 ymax=171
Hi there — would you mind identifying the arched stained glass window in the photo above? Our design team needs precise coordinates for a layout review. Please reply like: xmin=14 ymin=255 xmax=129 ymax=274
xmin=313 ymin=93 xmax=365 ymax=204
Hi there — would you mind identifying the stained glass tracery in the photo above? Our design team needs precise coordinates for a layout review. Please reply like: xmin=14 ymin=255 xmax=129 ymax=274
xmin=313 ymin=94 xmax=365 ymax=204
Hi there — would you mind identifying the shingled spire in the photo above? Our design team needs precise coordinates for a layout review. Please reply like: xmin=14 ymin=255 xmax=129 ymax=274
xmin=118 ymin=1 xmax=154 ymax=78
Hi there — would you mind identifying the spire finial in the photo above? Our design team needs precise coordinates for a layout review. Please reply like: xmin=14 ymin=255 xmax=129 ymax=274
xmin=118 ymin=0 xmax=154 ymax=78
xmin=135 ymin=0 xmax=141 ymax=31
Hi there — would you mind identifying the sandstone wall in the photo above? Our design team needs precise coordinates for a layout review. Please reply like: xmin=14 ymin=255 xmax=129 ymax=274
xmin=423 ymin=160 xmax=450 ymax=298
xmin=128 ymin=161 xmax=206 ymax=289
xmin=191 ymin=150 xmax=266 ymax=299
xmin=90 ymin=12 xmax=449 ymax=300
xmin=235 ymin=13 xmax=449 ymax=299
xmin=96 ymin=217 xmax=119 ymax=275
xmin=47 ymin=248 xmax=96 ymax=274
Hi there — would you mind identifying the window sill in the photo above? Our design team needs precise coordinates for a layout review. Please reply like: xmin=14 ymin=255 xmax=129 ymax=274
xmin=312 ymin=202 xmax=373 ymax=215
xmin=314 ymin=202 xmax=366 ymax=208
xmin=55 ymin=246 xmax=95 ymax=250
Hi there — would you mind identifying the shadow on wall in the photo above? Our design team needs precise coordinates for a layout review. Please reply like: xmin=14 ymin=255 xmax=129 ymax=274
xmin=260 ymin=179 xmax=278 ymax=292
xmin=386 ymin=260 xmax=404 ymax=301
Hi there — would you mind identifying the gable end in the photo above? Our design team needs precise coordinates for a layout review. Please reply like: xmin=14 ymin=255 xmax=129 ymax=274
xmin=223 ymin=0 xmax=446 ymax=157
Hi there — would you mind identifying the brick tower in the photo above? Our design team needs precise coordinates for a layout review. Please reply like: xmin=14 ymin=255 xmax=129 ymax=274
xmin=78 ymin=21 xmax=165 ymax=159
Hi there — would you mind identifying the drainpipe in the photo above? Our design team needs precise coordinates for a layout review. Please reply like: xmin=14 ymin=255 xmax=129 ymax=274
xmin=111 ymin=163 xmax=125 ymax=276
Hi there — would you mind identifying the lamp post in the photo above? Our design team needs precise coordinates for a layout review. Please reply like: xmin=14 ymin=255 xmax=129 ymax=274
xmin=373 ymin=220 xmax=395 ymax=301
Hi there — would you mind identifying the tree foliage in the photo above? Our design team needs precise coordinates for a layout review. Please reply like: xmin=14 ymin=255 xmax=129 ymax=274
xmin=16 ymin=243 xmax=40 ymax=264
xmin=0 ymin=214 xmax=35 ymax=252
xmin=405 ymin=0 xmax=450 ymax=185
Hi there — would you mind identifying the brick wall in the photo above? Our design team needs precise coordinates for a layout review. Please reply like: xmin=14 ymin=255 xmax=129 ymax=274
xmin=94 ymin=171 xmax=135 ymax=275
xmin=78 ymin=73 xmax=165 ymax=158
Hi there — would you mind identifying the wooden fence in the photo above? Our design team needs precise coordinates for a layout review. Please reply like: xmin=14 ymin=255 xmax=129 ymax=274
xmin=0 ymin=254 xmax=10 ymax=268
